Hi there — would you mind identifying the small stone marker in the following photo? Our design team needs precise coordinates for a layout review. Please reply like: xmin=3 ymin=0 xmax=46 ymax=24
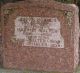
xmin=1 ymin=0 xmax=79 ymax=73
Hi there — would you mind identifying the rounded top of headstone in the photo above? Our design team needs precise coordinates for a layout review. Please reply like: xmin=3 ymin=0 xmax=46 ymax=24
xmin=68 ymin=4 xmax=79 ymax=12
xmin=1 ymin=0 xmax=79 ymax=13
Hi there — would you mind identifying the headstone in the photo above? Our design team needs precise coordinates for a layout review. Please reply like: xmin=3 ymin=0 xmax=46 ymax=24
xmin=1 ymin=0 xmax=79 ymax=73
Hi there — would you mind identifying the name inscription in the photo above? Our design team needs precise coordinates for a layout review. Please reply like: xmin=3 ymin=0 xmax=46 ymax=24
xmin=14 ymin=16 xmax=64 ymax=48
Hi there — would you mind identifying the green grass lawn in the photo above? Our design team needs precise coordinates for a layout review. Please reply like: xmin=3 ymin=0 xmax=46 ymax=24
xmin=0 ymin=67 xmax=80 ymax=73
xmin=75 ymin=66 xmax=80 ymax=73
xmin=0 ymin=68 xmax=23 ymax=73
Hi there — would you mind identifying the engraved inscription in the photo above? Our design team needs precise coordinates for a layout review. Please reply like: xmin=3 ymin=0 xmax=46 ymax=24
xmin=14 ymin=16 xmax=64 ymax=48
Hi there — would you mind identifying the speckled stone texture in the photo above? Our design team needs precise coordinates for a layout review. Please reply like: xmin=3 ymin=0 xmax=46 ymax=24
xmin=1 ymin=0 xmax=79 ymax=73
xmin=0 ymin=3 xmax=3 ymax=67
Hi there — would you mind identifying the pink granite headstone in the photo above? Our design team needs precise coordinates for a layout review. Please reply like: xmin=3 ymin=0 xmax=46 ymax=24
xmin=1 ymin=0 xmax=79 ymax=73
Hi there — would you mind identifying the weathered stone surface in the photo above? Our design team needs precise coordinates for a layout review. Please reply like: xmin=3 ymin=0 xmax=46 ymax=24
xmin=0 ymin=3 xmax=3 ymax=67
xmin=1 ymin=0 xmax=79 ymax=73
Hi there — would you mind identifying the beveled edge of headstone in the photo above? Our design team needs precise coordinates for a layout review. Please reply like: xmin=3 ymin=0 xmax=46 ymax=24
xmin=1 ymin=0 xmax=79 ymax=13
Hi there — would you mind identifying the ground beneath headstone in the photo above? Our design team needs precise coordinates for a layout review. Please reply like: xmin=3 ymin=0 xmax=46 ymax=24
xmin=0 ymin=66 xmax=80 ymax=73
xmin=0 ymin=68 xmax=23 ymax=73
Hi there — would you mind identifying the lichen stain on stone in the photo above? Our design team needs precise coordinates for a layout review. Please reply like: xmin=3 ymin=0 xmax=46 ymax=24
xmin=65 ymin=11 xmax=73 ymax=27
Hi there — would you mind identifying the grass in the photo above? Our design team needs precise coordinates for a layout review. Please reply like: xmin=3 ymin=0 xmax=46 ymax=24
xmin=0 ymin=68 xmax=23 ymax=73
xmin=76 ymin=66 xmax=80 ymax=73
xmin=0 ymin=66 xmax=79 ymax=73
